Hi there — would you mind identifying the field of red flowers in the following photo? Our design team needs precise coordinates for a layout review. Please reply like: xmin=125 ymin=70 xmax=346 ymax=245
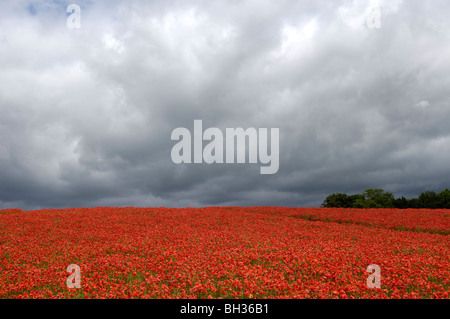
xmin=0 ymin=207 xmax=448 ymax=299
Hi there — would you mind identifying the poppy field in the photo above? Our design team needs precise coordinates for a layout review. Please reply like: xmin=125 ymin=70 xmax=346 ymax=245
xmin=0 ymin=207 xmax=448 ymax=299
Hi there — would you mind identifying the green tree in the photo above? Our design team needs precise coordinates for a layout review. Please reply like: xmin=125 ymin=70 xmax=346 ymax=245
xmin=348 ymin=194 xmax=364 ymax=207
xmin=321 ymin=193 xmax=364 ymax=208
xmin=408 ymin=198 xmax=419 ymax=208
xmin=437 ymin=188 xmax=450 ymax=208
xmin=321 ymin=193 xmax=350 ymax=208
xmin=322 ymin=187 xmax=450 ymax=209
xmin=418 ymin=191 xmax=438 ymax=209
xmin=393 ymin=196 xmax=409 ymax=209
xmin=352 ymin=189 xmax=395 ymax=208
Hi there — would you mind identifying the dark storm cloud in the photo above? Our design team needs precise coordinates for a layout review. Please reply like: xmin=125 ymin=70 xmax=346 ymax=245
xmin=1 ymin=0 xmax=450 ymax=209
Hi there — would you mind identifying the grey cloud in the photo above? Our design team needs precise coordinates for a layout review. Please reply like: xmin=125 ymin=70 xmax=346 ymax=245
xmin=1 ymin=0 xmax=450 ymax=210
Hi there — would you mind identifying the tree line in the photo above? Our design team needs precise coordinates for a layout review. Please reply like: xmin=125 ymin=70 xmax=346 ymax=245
xmin=321 ymin=188 xmax=450 ymax=209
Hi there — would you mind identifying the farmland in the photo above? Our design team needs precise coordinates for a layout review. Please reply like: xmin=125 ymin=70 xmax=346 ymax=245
xmin=0 ymin=207 xmax=448 ymax=299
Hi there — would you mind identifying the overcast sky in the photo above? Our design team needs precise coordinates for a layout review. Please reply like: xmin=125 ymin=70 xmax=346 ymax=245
xmin=1 ymin=0 xmax=450 ymax=210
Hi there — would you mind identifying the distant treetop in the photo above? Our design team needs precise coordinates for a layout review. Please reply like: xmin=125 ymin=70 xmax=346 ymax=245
xmin=321 ymin=188 xmax=450 ymax=209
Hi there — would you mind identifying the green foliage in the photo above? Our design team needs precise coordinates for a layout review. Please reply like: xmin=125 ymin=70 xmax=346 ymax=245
xmin=418 ymin=191 xmax=438 ymax=209
xmin=321 ymin=193 xmax=365 ymax=208
xmin=393 ymin=196 xmax=409 ymax=209
xmin=437 ymin=188 xmax=450 ymax=208
xmin=322 ymin=188 xmax=450 ymax=209
xmin=322 ymin=193 xmax=349 ymax=208
xmin=361 ymin=189 xmax=395 ymax=208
